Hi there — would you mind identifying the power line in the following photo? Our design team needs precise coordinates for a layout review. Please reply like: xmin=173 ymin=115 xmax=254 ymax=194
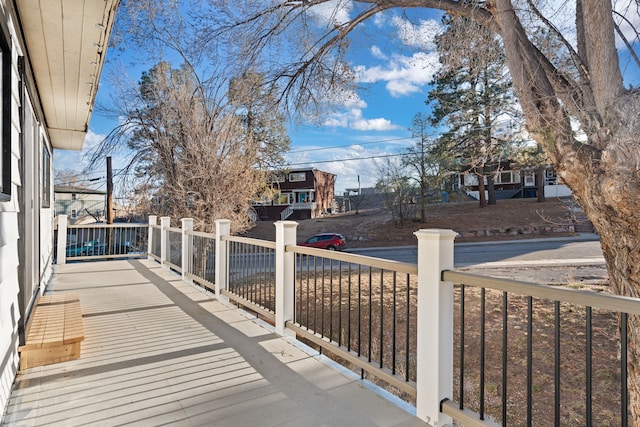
xmin=288 ymin=136 xmax=414 ymax=154
xmin=286 ymin=152 xmax=408 ymax=167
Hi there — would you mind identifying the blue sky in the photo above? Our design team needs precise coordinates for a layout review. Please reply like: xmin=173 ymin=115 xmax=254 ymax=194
xmin=54 ymin=5 xmax=445 ymax=194
xmin=54 ymin=1 xmax=640 ymax=195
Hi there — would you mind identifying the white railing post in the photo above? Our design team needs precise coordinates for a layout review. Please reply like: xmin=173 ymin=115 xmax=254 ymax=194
xmin=148 ymin=215 xmax=157 ymax=260
xmin=181 ymin=218 xmax=193 ymax=281
xmin=414 ymin=228 xmax=457 ymax=426
xmin=56 ymin=215 xmax=68 ymax=265
xmin=160 ymin=216 xmax=170 ymax=269
xmin=274 ymin=220 xmax=298 ymax=337
xmin=215 ymin=219 xmax=231 ymax=300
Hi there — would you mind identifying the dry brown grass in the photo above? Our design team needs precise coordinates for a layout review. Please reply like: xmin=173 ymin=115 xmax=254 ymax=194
xmin=231 ymin=234 xmax=620 ymax=425
xmin=287 ymin=266 xmax=621 ymax=425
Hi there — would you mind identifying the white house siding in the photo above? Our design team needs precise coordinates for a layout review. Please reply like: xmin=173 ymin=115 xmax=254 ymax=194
xmin=0 ymin=7 xmax=55 ymax=417
xmin=0 ymin=21 xmax=22 ymax=416
xmin=544 ymin=184 xmax=573 ymax=198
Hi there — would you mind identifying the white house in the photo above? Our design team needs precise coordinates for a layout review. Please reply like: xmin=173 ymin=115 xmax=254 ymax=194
xmin=54 ymin=185 xmax=107 ymax=225
xmin=0 ymin=0 xmax=118 ymax=418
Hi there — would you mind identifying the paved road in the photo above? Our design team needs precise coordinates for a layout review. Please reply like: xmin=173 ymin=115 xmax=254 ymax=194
xmin=349 ymin=234 xmax=608 ymax=285
xmin=349 ymin=234 xmax=603 ymax=267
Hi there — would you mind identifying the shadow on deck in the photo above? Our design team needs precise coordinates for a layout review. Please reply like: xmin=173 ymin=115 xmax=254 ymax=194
xmin=3 ymin=259 xmax=424 ymax=426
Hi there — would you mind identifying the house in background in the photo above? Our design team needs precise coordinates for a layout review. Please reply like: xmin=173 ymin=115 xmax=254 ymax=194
xmin=54 ymin=185 xmax=106 ymax=224
xmin=253 ymin=168 xmax=336 ymax=221
xmin=457 ymin=163 xmax=572 ymax=200
xmin=0 ymin=0 xmax=118 ymax=419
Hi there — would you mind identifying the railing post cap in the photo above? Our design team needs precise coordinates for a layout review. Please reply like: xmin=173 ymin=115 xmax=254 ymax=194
xmin=275 ymin=220 xmax=299 ymax=228
xmin=215 ymin=219 xmax=231 ymax=225
xmin=414 ymin=229 xmax=458 ymax=240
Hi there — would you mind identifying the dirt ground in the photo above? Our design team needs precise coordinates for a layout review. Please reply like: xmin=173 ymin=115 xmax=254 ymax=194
xmin=245 ymin=196 xmax=581 ymax=247
xmin=245 ymin=196 xmax=620 ymax=424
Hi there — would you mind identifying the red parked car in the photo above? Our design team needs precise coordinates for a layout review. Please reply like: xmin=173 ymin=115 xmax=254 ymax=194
xmin=299 ymin=233 xmax=347 ymax=251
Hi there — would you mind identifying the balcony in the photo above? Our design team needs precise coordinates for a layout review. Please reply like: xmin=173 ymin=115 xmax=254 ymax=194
xmin=4 ymin=215 xmax=636 ymax=426
xmin=3 ymin=259 xmax=421 ymax=426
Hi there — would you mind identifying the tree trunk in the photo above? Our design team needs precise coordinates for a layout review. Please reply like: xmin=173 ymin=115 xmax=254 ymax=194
xmin=486 ymin=168 xmax=497 ymax=206
xmin=477 ymin=172 xmax=486 ymax=207
xmin=492 ymin=0 xmax=638 ymax=419
xmin=562 ymin=116 xmax=640 ymax=424
xmin=420 ymin=186 xmax=426 ymax=222
xmin=536 ymin=168 xmax=546 ymax=203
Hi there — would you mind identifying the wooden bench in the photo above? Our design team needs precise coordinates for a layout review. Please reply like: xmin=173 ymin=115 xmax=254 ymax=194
xmin=18 ymin=293 xmax=85 ymax=370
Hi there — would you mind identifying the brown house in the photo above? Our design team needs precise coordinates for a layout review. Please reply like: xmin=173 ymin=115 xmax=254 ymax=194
xmin=254 ymin=168 xmax=336 ymax=221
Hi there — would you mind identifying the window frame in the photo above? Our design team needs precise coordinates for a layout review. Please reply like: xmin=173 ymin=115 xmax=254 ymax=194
xmin=41 ymin=140 xmax=51 ymax=208
xmin=289 ymin=172 xmax=306 ymax=182
xmin=0 ymin=21 xmax=11 ymax=202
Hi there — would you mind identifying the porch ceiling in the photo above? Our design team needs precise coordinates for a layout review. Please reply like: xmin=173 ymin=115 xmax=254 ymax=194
xmin=15 ymin=0 xmax=119 ymax=150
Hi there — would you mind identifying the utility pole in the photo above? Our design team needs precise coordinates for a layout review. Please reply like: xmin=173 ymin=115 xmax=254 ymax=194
xmin=106 ymin=156 xmax=113 ymax=224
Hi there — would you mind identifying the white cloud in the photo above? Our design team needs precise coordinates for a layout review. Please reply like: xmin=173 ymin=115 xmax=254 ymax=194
xmin=391 ymin=16 xmax=442 ymax=50
xmin=322 ymin=108 xmax=399 ymax=131
xmin=308 ymin=0 xmax=353 ymax=26
xmin=325 ymin=86 xmax=367 ymax=109
xmin=352 ymin=117 xmax=396 ymax=131
xmin=370 ymin=46 xmax=387 ymax=60
xmin=355 ymin=51 xmax=440 ymax=97
xmin=54 ymin=129 xmax=105 ymax=171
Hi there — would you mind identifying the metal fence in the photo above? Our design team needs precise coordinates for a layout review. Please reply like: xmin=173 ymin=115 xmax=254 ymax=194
xmin=149 ymin=225 xmax=161 ymax=260
xmin=289 ymin=246 xmax=418 ymax=397
xmin=91 ymin=216 xmax=636 ymax=426
xmin=63 ymin=223 xmax=148 ymax=261
xmin=165 ymin=227 xmax=182 ymax=271
xmin=224 ymin=236 xmax=276 ymax=319
xmin=442 ymin=270 xmax=636 ymax=426
xmin=185 ymin=230 xmax=216 ymax=289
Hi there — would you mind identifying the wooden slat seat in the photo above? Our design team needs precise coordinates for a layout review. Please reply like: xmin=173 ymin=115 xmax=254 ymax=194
xmin=18 ymin=293 xmax=85 ymax=370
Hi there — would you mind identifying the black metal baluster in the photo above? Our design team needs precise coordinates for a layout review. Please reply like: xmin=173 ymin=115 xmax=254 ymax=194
xmin=368 ymin=268 xmax=373 ymax=363
xmin=621 ymin=312 xmax=628 ymax=427
xmin=392 ymin=271 xmax=397 ymax=375
xmin=527 ymin=296 xmax=533 ymax=427
xmin=380 ymin=269 xmax=384 ymax=369
xmin=313 ymin=255 xmax=318 ymax=332
xmin=480 ymin=287 xmax=486 ymax=420
xmin=586 ymin=306 xmax=592 ymax=427
xmin=338 ymin=261 xmax=343 ymax=347
xmin=502 ymin=291 xmax=508 ymax=426
xmin=329 ymin=259 xmax=334 ymax=342
xmin=358 ymin=265 xmax=362 ymax=357
xmin=348 ymin=263 xmax=352 ymax=351
xmin=555 ymin=301 xmax=560 ymax=427
xmin=460 ymin=285 xmax=465 ymax=410
xmin=321 ymin=258 xmax=326 ymax=337
xmin=405 ymin=273 xmax=410 ymax=382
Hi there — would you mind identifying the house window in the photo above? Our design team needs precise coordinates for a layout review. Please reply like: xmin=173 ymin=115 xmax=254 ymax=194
xmin=274 ymin=192 xmax=293 ymax=205
xmin=463 ymin=174 xmax=478 ymax=186
xmin=0 ymin=22 xmax=11 ymax=202
xmin=289 ymin=172 xmax=306 ymax=182
xmin=42 ymin=143 xmax=51 ymax=208
xmin=71 ymin=209 xmax=77 ymax=219
xmin=524 ymin=171 xmax=535 ymax=186
xmin=545 ymin=169 xmax=557 ymax=185
xmin=72 ymin=193 xmax=77 ymax=201
xmin=497 ymin=171 xmax=520 ymax=184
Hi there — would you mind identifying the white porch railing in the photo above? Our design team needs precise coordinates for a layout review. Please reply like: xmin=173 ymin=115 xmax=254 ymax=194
xmin=58 ymin=215 xmax=634 ymax=426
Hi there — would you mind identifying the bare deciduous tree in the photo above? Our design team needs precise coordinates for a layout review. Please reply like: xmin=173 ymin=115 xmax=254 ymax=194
xmin=89 ymin=62 xmax=276 ymax=233
xmin=375 ymin=157 xmax=415 ymax=225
